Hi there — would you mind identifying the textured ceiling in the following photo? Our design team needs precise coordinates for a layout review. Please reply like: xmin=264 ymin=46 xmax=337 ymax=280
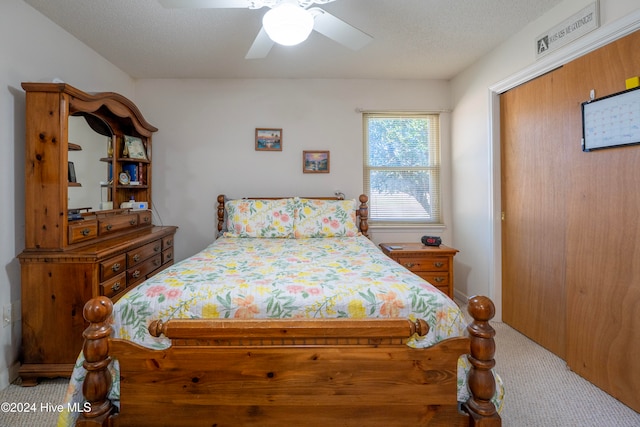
xmin=23 ymin=0 xmax=564 ymax=79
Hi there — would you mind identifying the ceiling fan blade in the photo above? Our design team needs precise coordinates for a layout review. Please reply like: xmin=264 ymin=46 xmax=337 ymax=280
xmin=245 ymin=27 xmax=275 ymax=59
xmin=158 ymin=0 xmax=251 ymax=8
xmin=310 ymin=7 xmax=372 ymax=51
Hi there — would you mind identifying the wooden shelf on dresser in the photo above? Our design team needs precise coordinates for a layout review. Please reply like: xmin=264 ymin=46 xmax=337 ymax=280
xmin=379 ymin=243 xmax=459 ymax=299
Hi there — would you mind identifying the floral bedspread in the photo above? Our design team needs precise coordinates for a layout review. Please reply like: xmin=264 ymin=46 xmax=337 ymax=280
xmin=58 ymin=236 xmax=501 ymax=426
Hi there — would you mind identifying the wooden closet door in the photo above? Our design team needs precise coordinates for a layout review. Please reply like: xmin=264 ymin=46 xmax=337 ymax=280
xmin=500 ymin=67 xmax=568 ymax=358
xmin=562 ymin=31 xmax=640 ymax=412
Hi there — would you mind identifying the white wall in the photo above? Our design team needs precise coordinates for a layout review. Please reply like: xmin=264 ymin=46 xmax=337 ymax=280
xmin=450 ymin=0 xmax=640 ymax=318
xmin=134 ymin=79 xmax=452 ymax=262
xmin=0 ymin=0 xmax=134 ymax=388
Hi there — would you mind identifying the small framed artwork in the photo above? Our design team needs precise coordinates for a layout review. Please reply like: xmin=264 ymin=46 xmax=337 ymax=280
xmin=68 ymin=161 xmax=77 ymax=182
xmin=302 ymin=150 xmax=330 ymax=173
xmin=124 ymin=135 xmax=148 ymax=160
xmin=255 ymin=128 xmax=282 ymax=151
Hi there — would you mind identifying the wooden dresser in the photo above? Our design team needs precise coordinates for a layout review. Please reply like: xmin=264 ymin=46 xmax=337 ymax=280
xmin=379 ymin=243 xmax=459 ymax=299
xmin=18 ymin=82 xmax=177 ymax=385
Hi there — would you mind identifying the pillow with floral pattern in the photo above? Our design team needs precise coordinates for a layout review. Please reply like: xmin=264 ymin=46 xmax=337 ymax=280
xmin=294 ymin=198 xmax=359 ymax=238
xmin=224 ymin=198 xmax=295 ymax=238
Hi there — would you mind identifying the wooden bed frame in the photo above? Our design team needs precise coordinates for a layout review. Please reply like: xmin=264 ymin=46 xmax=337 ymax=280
xmin=76 ymin=194 xmax=501 ymax=426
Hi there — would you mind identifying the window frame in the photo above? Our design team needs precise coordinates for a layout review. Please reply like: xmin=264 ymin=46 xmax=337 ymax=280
xmin=363 ymin=112 xmax=443 ymax=227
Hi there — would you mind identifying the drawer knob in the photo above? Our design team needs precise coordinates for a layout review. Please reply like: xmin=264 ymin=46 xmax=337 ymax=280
xmin=111 ymin=282 xmax=121 ymax=292
xmin=143 ymin=216 xmax=150 ymax=223
xmin=154 ymin=245 xmax=160 ymax=252
xmin=112 ymin=263 xmax=121 ymax=272
xmin=153 ymin=259 xmax=160 ymax=267
xmin=434 ymin=262 xmax=444 ymax=268
xmin=166 ymin=253 xmax=173 ymax=260
xmin=129 ymin=219 xmax=137 ymax=225
xmin=133 ymin=254 xmax=140 ymax=263
xmin=132 ymin=270 xmax=141 ymax=278
xmin=404 ymin=262 xmax=415 ymax=268
xmin=106 ymin=224 xmax=113 ymax=231
xmin=81 ymin=228 xmax=91 ymax=236
xmin=166 ymin=239 xmax=173 ymax=246
xmin=434 ymin=277 xmax=444 ymax=283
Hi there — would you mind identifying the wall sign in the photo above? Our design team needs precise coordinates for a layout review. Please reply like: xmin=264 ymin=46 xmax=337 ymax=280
xmin=535 ymin=1 xmax=599 ymax=59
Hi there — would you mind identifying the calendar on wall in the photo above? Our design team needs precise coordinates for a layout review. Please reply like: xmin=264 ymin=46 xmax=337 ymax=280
xmin=582 ymin=86 xmax=640 ymax=152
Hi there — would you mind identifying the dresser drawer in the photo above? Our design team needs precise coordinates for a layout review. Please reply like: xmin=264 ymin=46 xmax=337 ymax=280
xmin=127 ymin=254 xmax=162 ymax=286
xmin=127 ymin=240 xmax=162 ymax=267
xmin=138 ymin=210 xmax=152 ymax=226
xmin=100 ymin=254 xmax=127 ymax=281
xmin=68 ymin=220 xmax=98 ymax=244
xmin=98 ymin=213 xmax=139 ymax=236
xmin=162 ymin=234 xmax=174 ymax=249
xmin=394 ymin=256 xmax=449 ymax=272
xmin=100 ymin=272 xmax=127 ymax=299
xmin=162 ymin=247 xmax=174 ymax=264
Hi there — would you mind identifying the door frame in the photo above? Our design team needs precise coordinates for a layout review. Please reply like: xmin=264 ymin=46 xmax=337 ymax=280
xmin=486 ymin=11 xmax=640 ymax=322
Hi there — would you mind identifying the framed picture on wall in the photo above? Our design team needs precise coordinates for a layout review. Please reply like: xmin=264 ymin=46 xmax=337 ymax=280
xmin=302 ymin=150 xmax=330 ymax=173
xmin=255 ymin=128 xmax=282 ymax=151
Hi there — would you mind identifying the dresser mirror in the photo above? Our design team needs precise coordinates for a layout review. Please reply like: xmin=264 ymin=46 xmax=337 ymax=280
xmin=67 ymin=115 xmax=111 ymax=212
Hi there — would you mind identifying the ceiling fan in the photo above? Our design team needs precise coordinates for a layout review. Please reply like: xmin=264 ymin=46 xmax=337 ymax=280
xmin=158 ymin=0 xmax=373 ymax=59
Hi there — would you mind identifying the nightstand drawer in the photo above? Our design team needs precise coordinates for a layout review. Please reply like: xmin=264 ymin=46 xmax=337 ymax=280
xmin=418 ymin=272 xmax=450 ymax=286
xmin=395 ymin=257 xmax=449 ymax=272
xmin=379 ymin=242 xmax=458 ymax=299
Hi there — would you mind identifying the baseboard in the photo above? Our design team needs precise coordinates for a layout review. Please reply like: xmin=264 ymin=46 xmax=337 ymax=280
xmin=0 ymin=360 xmax=21 ymax=390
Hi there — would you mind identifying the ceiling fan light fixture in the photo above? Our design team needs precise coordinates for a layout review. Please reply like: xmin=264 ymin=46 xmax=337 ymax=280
xmin=262 ymin=3 xmax=314 ymax=46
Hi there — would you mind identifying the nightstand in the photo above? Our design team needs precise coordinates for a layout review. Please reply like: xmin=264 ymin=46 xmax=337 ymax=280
xmin=379 ymin=242 xmax=459 ymax=299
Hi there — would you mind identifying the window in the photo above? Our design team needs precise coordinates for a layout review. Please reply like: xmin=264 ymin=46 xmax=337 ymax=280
xmin=363 ymin=113 xmax=441 ymax=225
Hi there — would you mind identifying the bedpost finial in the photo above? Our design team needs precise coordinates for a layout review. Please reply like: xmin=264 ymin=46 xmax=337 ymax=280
xmin=83 ymin=296 xmax=113 ymax=324
xmin=148 ymin=319 xmax=166 ymax=337
xmin=468 ymin=295 xmax=495 ymax=322
xmin=411 ymin=318 xmax=429 ymax=337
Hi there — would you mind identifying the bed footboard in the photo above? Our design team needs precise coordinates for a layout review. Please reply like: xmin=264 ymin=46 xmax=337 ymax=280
xmin=77 ymin=296 xmax=500 ymax=426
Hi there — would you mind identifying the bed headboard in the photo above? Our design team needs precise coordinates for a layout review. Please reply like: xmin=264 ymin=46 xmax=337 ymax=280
xmin=216 ymin=194 xmax=369 ymax=238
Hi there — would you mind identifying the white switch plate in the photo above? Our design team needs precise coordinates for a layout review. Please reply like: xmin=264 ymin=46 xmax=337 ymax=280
xmin=2 ymin=301 xmax=20 ymax=327
xmin=2 ymin=304 xmax=11 ymax=327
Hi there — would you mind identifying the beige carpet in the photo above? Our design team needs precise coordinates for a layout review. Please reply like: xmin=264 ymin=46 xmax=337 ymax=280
xmin=1 ymin=322 xmax=639 ymax=426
